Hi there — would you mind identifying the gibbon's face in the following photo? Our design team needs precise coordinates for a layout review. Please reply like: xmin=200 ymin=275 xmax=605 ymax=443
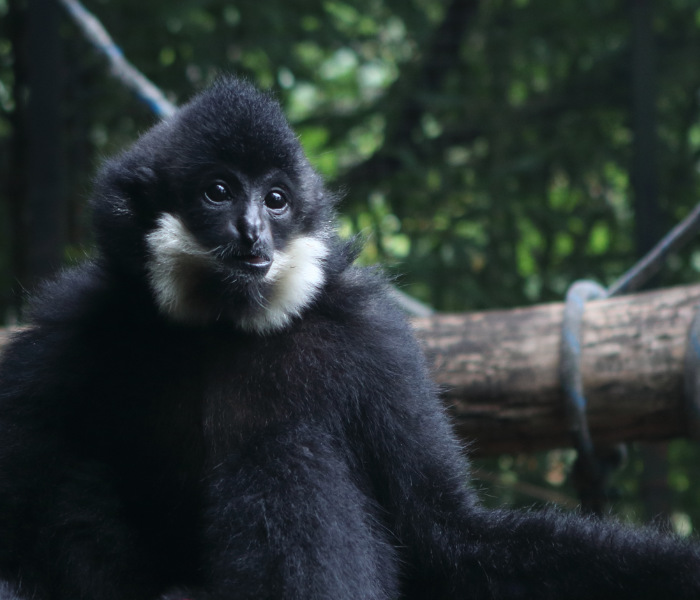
xmin=95 ymin=78 xmax=334 ymax=334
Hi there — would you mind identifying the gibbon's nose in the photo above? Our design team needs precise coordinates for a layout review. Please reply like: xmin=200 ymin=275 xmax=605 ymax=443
xmin=238 ymin=203 xmax=265 ymax=246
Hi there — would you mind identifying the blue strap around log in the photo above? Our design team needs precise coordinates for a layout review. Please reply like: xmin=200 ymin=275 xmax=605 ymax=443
xmin=560 ymin=281 xmax=629 ymax=515
xmin=560 ymin=281 xmax=610 ymax=511
xmin=560 ymin=281 xmax=608 ymax=462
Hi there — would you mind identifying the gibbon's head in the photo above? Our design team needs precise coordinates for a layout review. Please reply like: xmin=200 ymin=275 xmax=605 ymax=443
xmin=92 ymin=77 xmax=336 ymax=334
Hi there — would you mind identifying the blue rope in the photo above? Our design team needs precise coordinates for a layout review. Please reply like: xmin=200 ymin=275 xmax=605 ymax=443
xmin=560 ymin=280 xmax=629 ymax=514
xmin=57 ymin=0 xmax=176 ymax=119
xmin=560 ymin=282 xmax=607 ymax=472
xmin=607 ymin=202 xmax=700 ymax=297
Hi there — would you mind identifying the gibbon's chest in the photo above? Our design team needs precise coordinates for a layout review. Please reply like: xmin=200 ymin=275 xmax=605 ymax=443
xmin=198 ymin=322 xmax=351 ymax=437
xmin=71 ymin=308 xmax=355 ymax=467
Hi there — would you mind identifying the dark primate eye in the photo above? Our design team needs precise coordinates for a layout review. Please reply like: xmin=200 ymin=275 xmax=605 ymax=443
xmin=264 ymin=189 xmax=288 ymax=212
xmin=204 ymin=182 xmax=231 ymax=203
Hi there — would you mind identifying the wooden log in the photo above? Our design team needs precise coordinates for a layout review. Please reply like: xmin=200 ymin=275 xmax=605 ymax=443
xmin=1 ymin=284 xmax=699 ymax=456
xmin=412 ymin=283 xmax=700 ymax=456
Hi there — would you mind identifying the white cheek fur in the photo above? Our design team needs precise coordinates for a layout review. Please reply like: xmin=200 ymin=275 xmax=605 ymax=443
xmin=145 ymin=213 xmax=217 ymax=323
xmin=145 ymin=213 xmax=328 ymax=334
xmin=240 ymin=235 xmax=329 ymax=334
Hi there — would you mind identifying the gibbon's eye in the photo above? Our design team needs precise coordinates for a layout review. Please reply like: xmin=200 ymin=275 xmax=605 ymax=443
xmin=264 ymin=188 xmax=289 ymax=213
xmin=203 ymin=182 xmax=232 ymax=204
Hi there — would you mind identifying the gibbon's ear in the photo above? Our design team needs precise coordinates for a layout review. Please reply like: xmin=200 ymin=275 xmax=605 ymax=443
xmin=121 ymin=165 xmax=159 ymax=201
xmin=91 ymin=153 xmax=162 ymax=273
xmin=96 ymin=153 xmax=160 ymax=217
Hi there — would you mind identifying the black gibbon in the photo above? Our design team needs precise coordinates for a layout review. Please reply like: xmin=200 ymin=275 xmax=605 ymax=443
xmin=0 ymin=77 xmax=698 ymax=600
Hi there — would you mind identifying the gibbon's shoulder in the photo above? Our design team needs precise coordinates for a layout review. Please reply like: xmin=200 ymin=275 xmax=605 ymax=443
xmin=303 ymin=252 xmax=437 ymax=412
xmin=312 ymin=242 xmax=418 ymax=349
xmin=23 ymin=260 xmax=143 ymax=330
xmin=12 ymin=262 xmax=158 ymax=371
xmin=22 ymin=261 xmax=107 ymax=327
xmin=0 ymin=263 xmax=106 ymax=406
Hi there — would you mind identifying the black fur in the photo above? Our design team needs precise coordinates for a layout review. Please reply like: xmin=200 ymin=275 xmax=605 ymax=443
xmin=1 ymin=77 xmax=699 ymax=599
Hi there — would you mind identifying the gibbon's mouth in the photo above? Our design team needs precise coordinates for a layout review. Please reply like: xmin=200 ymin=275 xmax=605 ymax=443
xmin=232 ymin=254 xmax=273 ymax=274
xmin=241 ymin=255 xmax=271 ymax=268
xmin=216 ymin=247 xmax=272 ymax=271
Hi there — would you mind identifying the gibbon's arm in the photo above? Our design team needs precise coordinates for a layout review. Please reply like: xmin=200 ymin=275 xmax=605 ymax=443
xmin=354 ymin=308 xmax=700 ymax=600
xmin=197 ymin=422 xmax=400 ymax=600
xmin=0 ymin=272 xmax=175 ymax=600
